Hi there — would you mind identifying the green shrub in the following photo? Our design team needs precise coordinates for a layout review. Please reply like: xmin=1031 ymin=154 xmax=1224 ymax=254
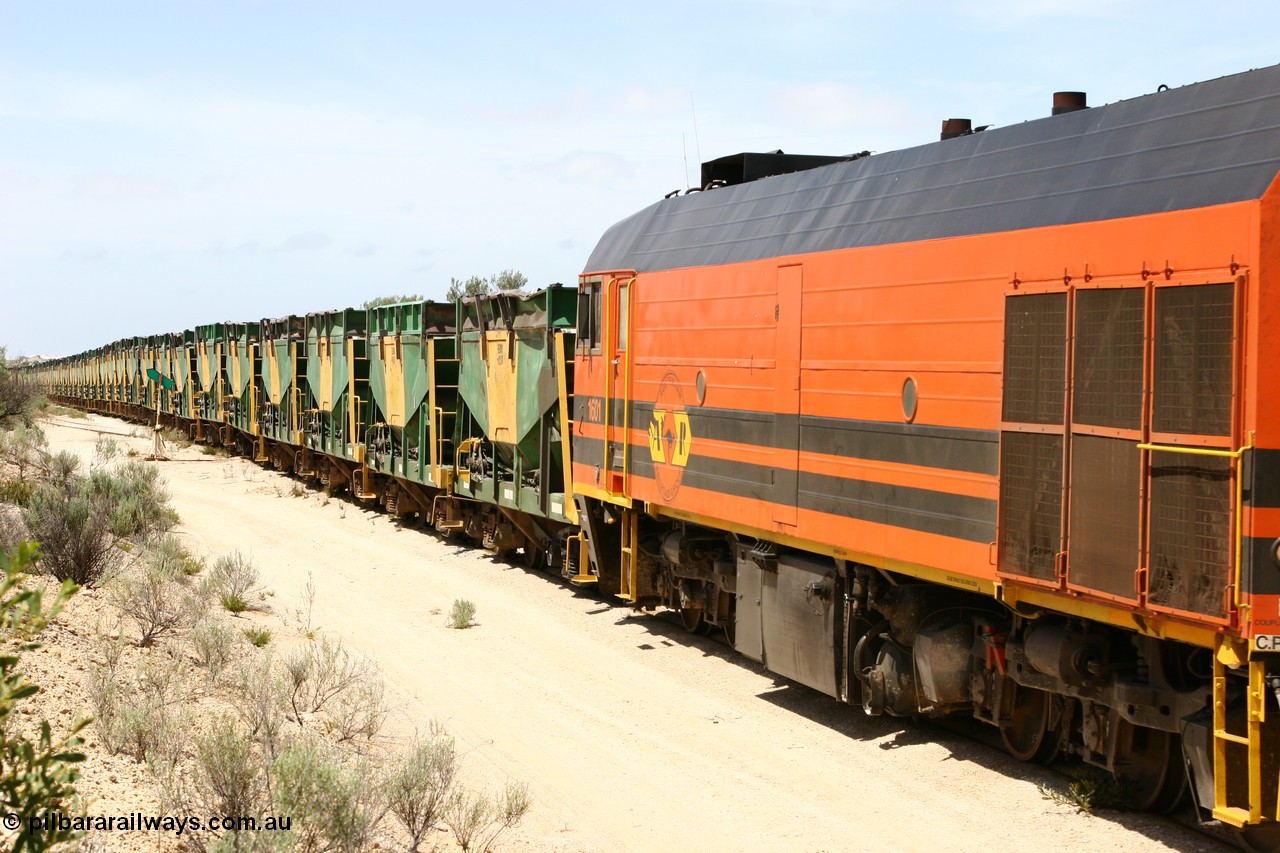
xmin=0 ymin=542 xmax=85 ymax=852
xmin=271 ymin=740 xmax=382 ymax=853
xmin=207 ymin=551 xmax=258 ymax=609
xmin=85 ymin=462 xmax=178 ymax=540
xmin=23 ymin=462 xmax=180 ymax=586
xmin=189 ymin=718 xmax=269 ymax=846
xmin=449 ymin=598 xmax=476 ymax=629
xmin=150 ymin=534 xmax=204 ymax=577
xmin=0 ymin=352 xmax=39 ymax=427
xmin=191 ymin=619 xmax=236 ymax=681
xmin=244 ymin=627 xmax=272 ymax=647
xmin=0 ymin=477 xmax=34 ymax=507
xmin=23 ymin=482 xmax=118 ymax=585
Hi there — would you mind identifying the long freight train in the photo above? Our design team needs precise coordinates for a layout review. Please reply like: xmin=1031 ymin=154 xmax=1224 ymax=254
xmin=23 ymin=64 xmax=1280 ymax=846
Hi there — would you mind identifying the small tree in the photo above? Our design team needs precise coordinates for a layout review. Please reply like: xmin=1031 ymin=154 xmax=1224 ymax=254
xmin=0 ymin=346 xmax=38 ymax=427
xmin=445 ymin=270 xmax=527 ymax=301
xmin=362 ymin=294 xmax=425 ymax=309
xmin=0 ymin=542 xmax=85 ymax=853
xmin=446 ymin=275 xmax=490 ymax=301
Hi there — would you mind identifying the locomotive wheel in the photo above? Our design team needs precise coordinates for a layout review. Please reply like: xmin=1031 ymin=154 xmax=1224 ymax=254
xmin=999 ymin=683 xmax=1059 ymax=763
xmin=1114 ymin=723 xmax=1185 ymax=812
xmin=679 ymin=607 xmax=706 ymax=634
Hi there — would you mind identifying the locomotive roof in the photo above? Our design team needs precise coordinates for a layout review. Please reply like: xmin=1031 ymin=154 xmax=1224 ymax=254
xmin=584 ymin=64 xmax=1280 ymax=274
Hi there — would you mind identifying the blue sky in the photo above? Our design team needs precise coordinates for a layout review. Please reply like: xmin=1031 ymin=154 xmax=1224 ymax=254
xmin=3 ymin=0 xmax=1280 ymax=356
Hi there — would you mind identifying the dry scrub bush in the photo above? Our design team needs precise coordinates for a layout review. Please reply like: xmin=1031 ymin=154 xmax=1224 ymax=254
xmin=285 ymin=637 xmax=373 ymax=723
xmin=325 ymin=677 xmax=388 ymax=742
xmin=0 ymin=503 xmax=29 ymax=552
xmin=443 ymin=780 xmax=532 ymax=853
xmin=229 ymin=656 xmax=287 ymax=759
xmin=91 ymin=435 xmax=119 ymax=470
xmin=207 ymin=551 xmax=259 ymax=613
xmin=449 ymin=598 xmax=476 ymax=629
xmin=271 ymin=739 xmax=384 ymax=853
xmin=23 ymin=482 xmax=118 ymax=585
xmin=387 ymin=730 xmax=458 ymax=851
xmin=92 ymin=646 xmax=190 ymax=766
xmin=186 ymin=717 xmax=270 ymax=851
xmin=111 ymin=695 xmax=187 ymax=768
xmin=110 ymin=552 xmax=198 ymax=647
xmin=0 ymin=423 xmax=49 ymax=485
xmin=23 ymin=458 xmax=179 ymax=586
xmin=444 ymin=789 xmax=490 ymax=853
xmin=190 ymin=619 xmax=236 ymax=683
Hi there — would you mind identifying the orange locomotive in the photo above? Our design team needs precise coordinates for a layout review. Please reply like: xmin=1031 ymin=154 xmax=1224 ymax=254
xmin=571 ymin=65 xmax=1280 ymax=838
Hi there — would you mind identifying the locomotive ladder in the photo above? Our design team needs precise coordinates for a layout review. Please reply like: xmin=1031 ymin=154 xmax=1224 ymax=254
xmin=1212 ymin=637 xmax=1266 ymax=826
xmin=617 ymin=509 xmax=639 ymax=602
xmin=1133 ymin=437 xmax=1262 ymax=826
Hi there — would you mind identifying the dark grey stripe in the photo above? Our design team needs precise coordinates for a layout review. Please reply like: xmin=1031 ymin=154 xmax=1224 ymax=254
xmin=801 ymin=415 xmax=997 ymax=475
xmin=576 ymin=395 xmax=997 ymax=476
xmin=616 ymin=437 xmax=995 ymax=543
xmin=799 ymin=472 xmax=995 ymax=543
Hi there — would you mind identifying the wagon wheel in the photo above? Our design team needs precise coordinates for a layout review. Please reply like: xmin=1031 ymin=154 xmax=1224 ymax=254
xmin=521 ymin=542 xmax=545 ymax=570
xmin=999 ymin=682 xmax=1059 ymax=763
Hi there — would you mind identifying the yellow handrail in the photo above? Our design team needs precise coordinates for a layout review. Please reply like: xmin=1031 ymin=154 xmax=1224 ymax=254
xmin=1137 ymin=432 xmax=1254 ymax=615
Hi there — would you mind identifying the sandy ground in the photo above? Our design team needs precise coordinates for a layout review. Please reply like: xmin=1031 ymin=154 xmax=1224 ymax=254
xmin=20 ymin=413 xmax=1233 ymax=853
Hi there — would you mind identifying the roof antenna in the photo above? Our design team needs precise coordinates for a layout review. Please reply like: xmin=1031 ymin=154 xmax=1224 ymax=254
xmin=683 ymin=132 xmax=690 ymax=189
xmin=690 ymin=92 xmax=703 ymax=176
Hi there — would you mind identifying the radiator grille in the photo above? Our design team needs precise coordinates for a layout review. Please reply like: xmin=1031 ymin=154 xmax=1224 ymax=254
xmin=1068 ymin=435 xmax=1140 ymax=598
xmin=999 ymin=431 xmax=1063 ymax=582
xmin=1002 ymin=294 xmax=1066 ymax=425
xmin=1148 ymin=451 xmax=1230 ymax=617
xmin=1073 ymin=289 xmax=1144 ymax=430
xmin=1154 ymin=283 xmax=1233 ymax=437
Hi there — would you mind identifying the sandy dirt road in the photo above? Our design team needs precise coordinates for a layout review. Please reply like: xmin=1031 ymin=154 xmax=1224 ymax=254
xmin=42 ymin=414 xmax=1228 ymax=853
